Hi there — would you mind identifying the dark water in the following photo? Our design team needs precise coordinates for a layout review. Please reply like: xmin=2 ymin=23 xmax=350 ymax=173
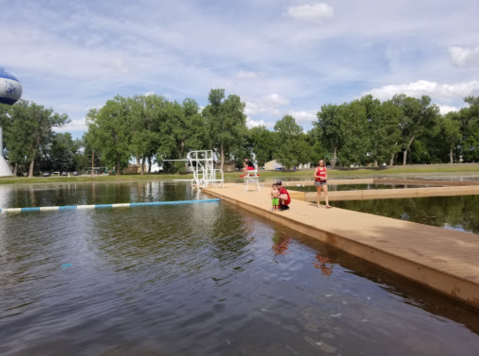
xmin=1 ymin=182 xmax=479 ymax=356
xmin=290 ymin=184 xmax=426 ymax=193
xmin=334 ymin=195 xmax=479 ymax=235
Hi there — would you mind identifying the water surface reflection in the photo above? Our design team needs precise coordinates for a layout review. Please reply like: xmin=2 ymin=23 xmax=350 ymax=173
xmin=334 ymin=195 xmax=479 ymax=234
xmin=1 ymin=182 xmax=479 ymax=355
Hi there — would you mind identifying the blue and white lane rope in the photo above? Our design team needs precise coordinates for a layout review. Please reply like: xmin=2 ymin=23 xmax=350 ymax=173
xmin=0 ymin=199 xmax=220 ymax=214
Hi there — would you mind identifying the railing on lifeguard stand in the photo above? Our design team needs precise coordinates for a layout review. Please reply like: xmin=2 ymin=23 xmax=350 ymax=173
xmin=187 ymin=150 xmax=224 ymax=188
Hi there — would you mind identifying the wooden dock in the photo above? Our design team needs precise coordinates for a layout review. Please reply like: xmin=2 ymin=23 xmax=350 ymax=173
xmin=292 ymin=185 xmax=479 ymax=202
xmin=203 ymin=183 xmax=479 ymax=310
xmin=277 ymin=178 xmax=479 ymax=201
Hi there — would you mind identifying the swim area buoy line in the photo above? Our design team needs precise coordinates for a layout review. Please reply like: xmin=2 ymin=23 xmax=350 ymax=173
xmin=0 ymin=199 xmax=221 ymax=214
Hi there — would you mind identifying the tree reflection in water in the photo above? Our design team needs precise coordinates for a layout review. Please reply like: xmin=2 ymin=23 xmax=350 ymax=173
xmin=313 ymin=254 xmax=334 ymax=277
xmin=335 ymin=195 xmax=479 ymax=234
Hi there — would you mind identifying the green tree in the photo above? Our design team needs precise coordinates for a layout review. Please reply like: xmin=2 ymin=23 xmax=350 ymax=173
xmin=315 ymin=104 xmax=341 ymax=167
xmin=47 ymin=133 xmax=79 ymax=172
xmin=83 ymin=127 xmax=104 ymax=174
xmin=73 ymin=137 xmax=90 ymax=172
xmin=307 ymin=127 xmax=330 ymax=164
xmin=203 ymin=89 xmax=247 ymax=170
xmin=86 ymin=96 xmax=132 ymax=175
xmin=392 ymin=95 xmax=439 ymax=165
xmin=335 ymin=101 xmax=370 ymax=166
xmin=273 ymin=115 xmax=311 ymax=171
xmin=152 ymin=99 xmax=206 ymax=173
xmin=1 ymin=104 xmax=29 ymax=175
xmin=438 ymin=113 xmax=461 ymax=163
xmin=369 ymin=99 xmax=402 ymax=166
xmin=457 ymin=97 xmax=479 ymax=162
xmin=248 ymin=126 xmax=276 ymax=167
xmin=177 ymin=98 xmax=209 ymax=157
xmin=129 ymin=95 xmax=165 ymax=174
xmin=2 ymin=100 xmax=69 ymax=177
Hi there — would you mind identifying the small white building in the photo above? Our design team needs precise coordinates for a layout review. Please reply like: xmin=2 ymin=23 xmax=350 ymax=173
xmin=264 ymin=160 xmax=312 ymax=170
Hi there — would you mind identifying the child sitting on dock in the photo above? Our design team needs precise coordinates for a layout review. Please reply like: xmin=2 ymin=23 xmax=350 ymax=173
xmin=271 ymin=184 xmax=280 ymax=211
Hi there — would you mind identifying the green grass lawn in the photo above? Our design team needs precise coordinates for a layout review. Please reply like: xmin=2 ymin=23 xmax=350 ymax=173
xmin=1 ymin=165 xmax=478 ymax=185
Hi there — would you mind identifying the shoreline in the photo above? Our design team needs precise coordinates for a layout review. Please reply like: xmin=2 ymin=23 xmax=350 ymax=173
xmin=1 ymin=165 xmax=479 ymax=185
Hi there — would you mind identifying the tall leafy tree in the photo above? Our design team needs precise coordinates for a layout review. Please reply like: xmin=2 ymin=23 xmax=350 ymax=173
xmin=83 ymin=127 xmax=104 ymax=173
xmin=273 ymin=115 xmax=311 ymax=170
xmin=248 ymin=126 xmax=276 ymax=167
xmin=2 ymin=100 xmax=69 ymax=177
xmin=392 ymin=94 xmax=439 ymax=165
xmin=0 ymin=104 xmax=30 ymax=175
xmin=370 ymin=100 xmax=402 ymax=166
xmin=315 ymin=104 xmax=342 ymax=167
xmin=203 ymin=89 xmax=247 ymax=170
xmin=307 ymin=127 xmax=330 ymax=164
xmin=177 ymin=98 xmax=209 ymax=157
xmin=438 ymin=113 xmax=461 ymax=163
xmin=46 ymin=133 xmax=79 ymax=172
xmin=458 ymin=97 xmax=479 ymax=162
xmin=159 ymin=98 xmax=209 ymax=169
xmin=129 ymin=95 xmax=165 ymax=174
xmin=336 ymin=101 xmax=370 ymax=166
xmin=86 ymin=96 xmax=132 ymax=175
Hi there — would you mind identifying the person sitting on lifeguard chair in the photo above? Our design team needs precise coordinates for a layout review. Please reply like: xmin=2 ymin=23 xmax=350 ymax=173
xmin=240 ymin=158 xmax=256 ymax=177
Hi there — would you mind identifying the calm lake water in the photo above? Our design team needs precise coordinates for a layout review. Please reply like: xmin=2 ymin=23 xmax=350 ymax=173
xmin=1 ymin=182 xmax=479 ymax=355
xmin=334 ymin=195 xmax=479 ymax=235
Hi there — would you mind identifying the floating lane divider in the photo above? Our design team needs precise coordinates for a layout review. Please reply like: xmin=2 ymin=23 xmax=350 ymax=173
xmin=0 ymin=199 xmax=220 ymax=214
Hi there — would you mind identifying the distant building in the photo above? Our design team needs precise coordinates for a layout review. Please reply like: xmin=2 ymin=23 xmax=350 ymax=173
xmin=264 ymin=160 xmax=283 ymax=170
xmin=264 ymin=160 xmax=312 ymax=170
xmin=123 ymin=164 xmax=142 ymax=174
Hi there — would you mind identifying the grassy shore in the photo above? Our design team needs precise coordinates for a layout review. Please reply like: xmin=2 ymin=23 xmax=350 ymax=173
xmin=1 ymin=164 xmax=479 ymax=185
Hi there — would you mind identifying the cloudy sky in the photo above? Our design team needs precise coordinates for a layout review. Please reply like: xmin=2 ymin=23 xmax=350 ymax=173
xmin=1 ymin=0 xmax=478 ymax=137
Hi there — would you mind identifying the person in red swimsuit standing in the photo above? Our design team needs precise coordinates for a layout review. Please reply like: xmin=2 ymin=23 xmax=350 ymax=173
xmin=276 ymin=180 xmax=291 ymax=211
xmin=314 ymin=159 xmax=331 ymax=208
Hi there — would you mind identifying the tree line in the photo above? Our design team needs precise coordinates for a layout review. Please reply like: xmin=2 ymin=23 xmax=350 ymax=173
xmin=1 ymin=89 xmax=479 ymax=177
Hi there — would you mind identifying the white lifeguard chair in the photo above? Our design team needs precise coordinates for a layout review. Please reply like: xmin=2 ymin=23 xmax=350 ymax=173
xmin=187 ymin=150 xmax=224 ymax=188
xmin=243 ymin=164 xmax=260 ymax=192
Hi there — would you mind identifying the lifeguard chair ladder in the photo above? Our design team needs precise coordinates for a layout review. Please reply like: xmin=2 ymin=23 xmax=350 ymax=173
xmin=243 ymin=164 xmax=260 ymax=192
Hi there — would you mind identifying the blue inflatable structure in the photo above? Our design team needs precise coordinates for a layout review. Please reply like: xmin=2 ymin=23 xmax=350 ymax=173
xmin=0 ymin=68 xmax=23 ymax=105
xmin=0 ymin=67 xmax=22 ymax=177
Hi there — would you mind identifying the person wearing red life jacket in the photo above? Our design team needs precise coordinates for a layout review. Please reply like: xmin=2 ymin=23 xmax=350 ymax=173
xmin=314 ymin=159 xmax=331 ymax=208
xmin=276 ymin=180 xmax=291 ymax=211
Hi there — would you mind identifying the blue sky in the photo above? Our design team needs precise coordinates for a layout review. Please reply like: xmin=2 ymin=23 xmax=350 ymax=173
xmin=1 ymin=0 xmax=479 ymax=138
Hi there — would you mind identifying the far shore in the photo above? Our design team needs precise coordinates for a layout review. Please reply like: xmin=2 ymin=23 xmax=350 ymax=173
xmin=1 ymin=164 xmax=479 ymax=185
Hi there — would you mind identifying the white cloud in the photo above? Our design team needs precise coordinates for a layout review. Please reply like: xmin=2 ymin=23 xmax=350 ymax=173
xmin=437 ymin=105 xmax=459 ymax=115
xmin=245 ymin=94 xmax=290 ymax=116
xmin=246 ymin=117 xmax=266 ymax=128
xmin=236 ymin=71 xmax=259 ymax=80
xmin=449 ymin=46 xmax=479 ymax=68
xmin=245 ymin=102 xmax=280 ymax=117
xmin=287 ymin=3 xmax=334 ymax=22
xmin=53 ymin=118 xmax=87 ymax=133
xmin=363 ymin=80 xmax=479 ymax=102
xmin=144 ymin=91 xmax=155 ymax=96
xmin=287 ymin=110 xmax=317 ymax=124
xmin=2 ymin=0 xmax=479 ymax=134
xmin=263 ymin=94 xmax=290 ymax=107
